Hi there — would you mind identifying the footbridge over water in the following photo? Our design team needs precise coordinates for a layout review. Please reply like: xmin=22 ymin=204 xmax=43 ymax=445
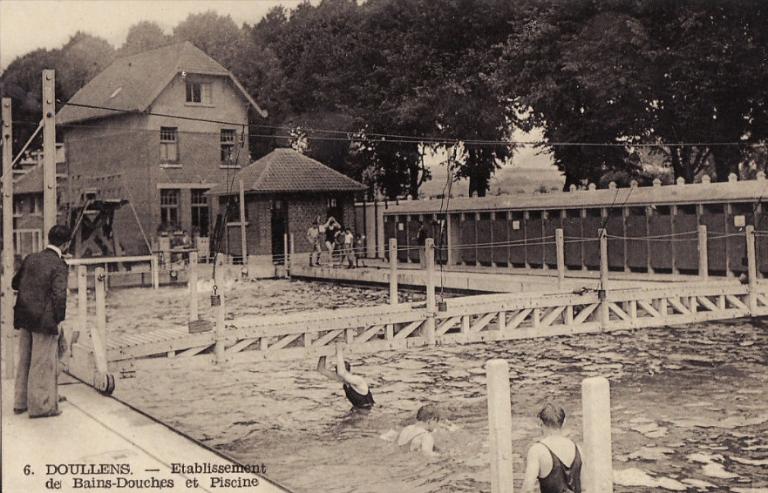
xmin=63 ymin=230 xmax=768 ymax=391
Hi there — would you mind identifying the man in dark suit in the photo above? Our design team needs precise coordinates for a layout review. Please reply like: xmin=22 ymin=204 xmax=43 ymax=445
xmin=12 ymin=225 xmax=71 ymax=418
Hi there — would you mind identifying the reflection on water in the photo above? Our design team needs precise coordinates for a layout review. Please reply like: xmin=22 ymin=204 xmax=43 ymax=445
xmin=105 ymin=281 xmax=768 ymax=493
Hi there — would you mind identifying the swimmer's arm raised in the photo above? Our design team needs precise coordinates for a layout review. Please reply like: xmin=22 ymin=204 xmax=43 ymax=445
xmin=316 ymin=356 xmax=342 ymax=382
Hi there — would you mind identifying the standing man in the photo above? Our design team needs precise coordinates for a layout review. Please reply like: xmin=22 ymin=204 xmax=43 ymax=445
xmin=306 ymin=219 xmax=322 ymax=266
xmin=416 ymin=221 xmax=428 ymax=268
xmin=12 ymin=225 xmax=71 ymax=418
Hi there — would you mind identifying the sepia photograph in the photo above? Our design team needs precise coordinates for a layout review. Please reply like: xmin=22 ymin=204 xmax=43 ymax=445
xmin=1 ymin=0 xmax=767 ymax=492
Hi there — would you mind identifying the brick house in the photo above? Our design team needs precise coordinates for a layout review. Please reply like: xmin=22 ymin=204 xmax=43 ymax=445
xmin=3 ymin=144 xmax=67 ymax=260
xmin=56 ymin=42 xmax=267 ymax=255
xmin=207 ymin=148 xmax=365 ymax=264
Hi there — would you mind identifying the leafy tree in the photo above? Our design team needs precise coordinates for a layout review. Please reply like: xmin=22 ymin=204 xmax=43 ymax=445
xmin=120 ymin=21 xmax=169 ymax=56
xmin=173 ymin=11 xmax=247 ymax=70
xmin=499 ymin=0 xmax=768 ymax=185
xmin=57 ymin=32 xmax=115 ymax=101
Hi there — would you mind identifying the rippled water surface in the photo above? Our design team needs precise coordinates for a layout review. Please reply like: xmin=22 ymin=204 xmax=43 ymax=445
xmin=92 ymin=280 xmax=768 ymax=493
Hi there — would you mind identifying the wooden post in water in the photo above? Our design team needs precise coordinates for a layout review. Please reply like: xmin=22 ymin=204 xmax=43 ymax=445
xmin=423 ymin=238 xmax=436 ymax=345
xmin=77 ymin=265 xmax=87 ymax=332
xmin=188 ymin=252 xmax=198 ymax=322
xmin=389 ymin=238 xmax=398 ymax=305
xmin=698 ymin=224 xmax=708 ymax=280
xmin=93 ymin=267 xmax=109 ymax=375
xmin=289 ymin=233 xmax=295 ymax=277
xmin=599 ymin=228 xmax=609 ymax=329
xmin=486 ymin=359 xmax=514 ymax=493
xmin=151 ymin=254 xmax=159 ymax=289
xmin=2 ymin=97 xmax=15 ymax=379
xmin=746 ymin=225 xmax=757 ymax=314
xmin=238 ymin=179 xmax=247 ymax=264
xmin=582 ymin=376 xmax=613 ymax=493
xmin=214 ymin=254 xmax=226 ymax=364
xmin=283 ymin=233 xmax=289 ymax=278
xmin=555 ymin=228 xmax=565 ymax=289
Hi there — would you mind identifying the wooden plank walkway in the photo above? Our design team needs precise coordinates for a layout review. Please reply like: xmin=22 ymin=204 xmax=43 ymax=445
xmin=2 ymin=379 xmax=290 ymax=493
xmin=290 ymin=263 xmax=698 ymax=293
xmin=71 ymin=279 xmax=768 ymax=375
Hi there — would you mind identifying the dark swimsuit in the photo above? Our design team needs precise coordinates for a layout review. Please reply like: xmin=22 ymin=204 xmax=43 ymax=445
xmin=343 ymin=383 xmax=374 ymax=409
xmin=538 ymin=441 xmax=582 ymax=493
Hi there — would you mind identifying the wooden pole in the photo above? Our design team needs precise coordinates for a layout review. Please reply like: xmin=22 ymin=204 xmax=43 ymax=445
xmin=92 ymin=267 xmax=109 ymax=375
xmin=746 ymin=225 xmax=758 ymax=314
xmin=424 ymin=238 xmax=436 ymax=345
xmin=77 ymin=265 xmax=87 ymax=331
xmin=238 ymin=179 xmax=247 ymax=263
xmin=42 ymin=69 xmax=57 ymax=234
xmin=289 ymin=233 xmax=295 ymax=277
xmin=582 ymin=376 xmax=614 ymax=493
xmin=599 ymin=228 xmax=609 ymax=329
xmin=486 ymin=359 xmax=514 ymax=493
xmin=214 ymin=254 xmax=226 ymax=364
xmin=555 ymin=228 xmax=565 ymax=289
xmin=188 ymin=251 xmax=198 ymax=322
xmin=1 ymin=97 xmax=15 ymax=379
xmin=151 ymin=254 xmax=159 ymax=289
xmin=283 ymin=232 xmax=289 ymax=277
xmin=698 ymin=224 xmax=708 ymax=280
xmin=389 ymin=238 xmax=398 ymax=305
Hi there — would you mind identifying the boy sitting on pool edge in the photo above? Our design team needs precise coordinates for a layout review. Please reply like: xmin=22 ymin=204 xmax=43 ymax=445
xmin=396 ymin=404 xmax=441 ymax=457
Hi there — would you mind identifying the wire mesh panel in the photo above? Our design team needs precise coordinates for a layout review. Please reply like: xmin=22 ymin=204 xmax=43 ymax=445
xmin=582 ymin=210 xmax=602 ymax=269
xmin=701 ymin=204 xmax=727 ymax=274
xmin=727 ymin=203 xmax=753 ymax=274
xmin=396 ymin=215 xmax=408 ymax=263
xmin=673 ymin=205 xmax=699 ymax=272
xmin=384 ymin=216 xmax=396 ymax=260
xmin=606 ymin=210 xmax=625 ymax=270
xmin=432 ymin=215 xmax=448 ymax=265
xmin=407 ymin=216 xmax=421 ymax=263
xmin=544 ymin=210 xmax=562 ymax=268
xmin=525 ymin=211 xmax=544 ymax=268
xmin=625 ymin=208 xmax=648 ymax=271
xmin=492 ymin=211 xmax=509 ymax=266
xmin=563 ymin=210 xmax=583 ymax=269
xmin=477 ymin=212 xmax=493 ymax=265
xmin=460 ymin=214 xmax=477 ymax=265
xmin=509 ymin=211 xmax=525 ymax=266
xmin=649 ymin=206 xmax=673 ymax=271
xmin=756 ymin=211 xmax=768 ymax=275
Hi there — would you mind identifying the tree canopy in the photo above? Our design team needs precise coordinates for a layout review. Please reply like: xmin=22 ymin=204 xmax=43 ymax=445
xmin=2 ymin=0 xmax=767 ymax=194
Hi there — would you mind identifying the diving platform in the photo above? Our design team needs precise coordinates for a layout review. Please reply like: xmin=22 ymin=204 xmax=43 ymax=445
xmin=1 ymin=377 xmax=290 ymax=493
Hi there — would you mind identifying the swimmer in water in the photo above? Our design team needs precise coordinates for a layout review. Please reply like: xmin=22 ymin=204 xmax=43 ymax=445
xmin=521 ymin=402 xmax=582 ymax=493
xmin=397 ymin=404 xmax=440 ymax=457
xmin=317 ymin=344 xmax=374 ymax=410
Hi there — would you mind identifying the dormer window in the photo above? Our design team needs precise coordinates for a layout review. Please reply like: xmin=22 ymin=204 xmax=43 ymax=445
xmin=186 ymin=80 xmax=212 ymax=105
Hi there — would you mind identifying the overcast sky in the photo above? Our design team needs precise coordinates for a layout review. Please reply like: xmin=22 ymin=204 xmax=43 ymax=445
xmin=0 ymin=0 xmax=303 ymax=69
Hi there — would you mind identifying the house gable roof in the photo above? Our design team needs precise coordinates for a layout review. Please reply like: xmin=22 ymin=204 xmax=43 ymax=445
xmin=57 ymin=41 xmax=266 ymax=124
xmin=208 ymin=148 xmax=366 ymax=195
